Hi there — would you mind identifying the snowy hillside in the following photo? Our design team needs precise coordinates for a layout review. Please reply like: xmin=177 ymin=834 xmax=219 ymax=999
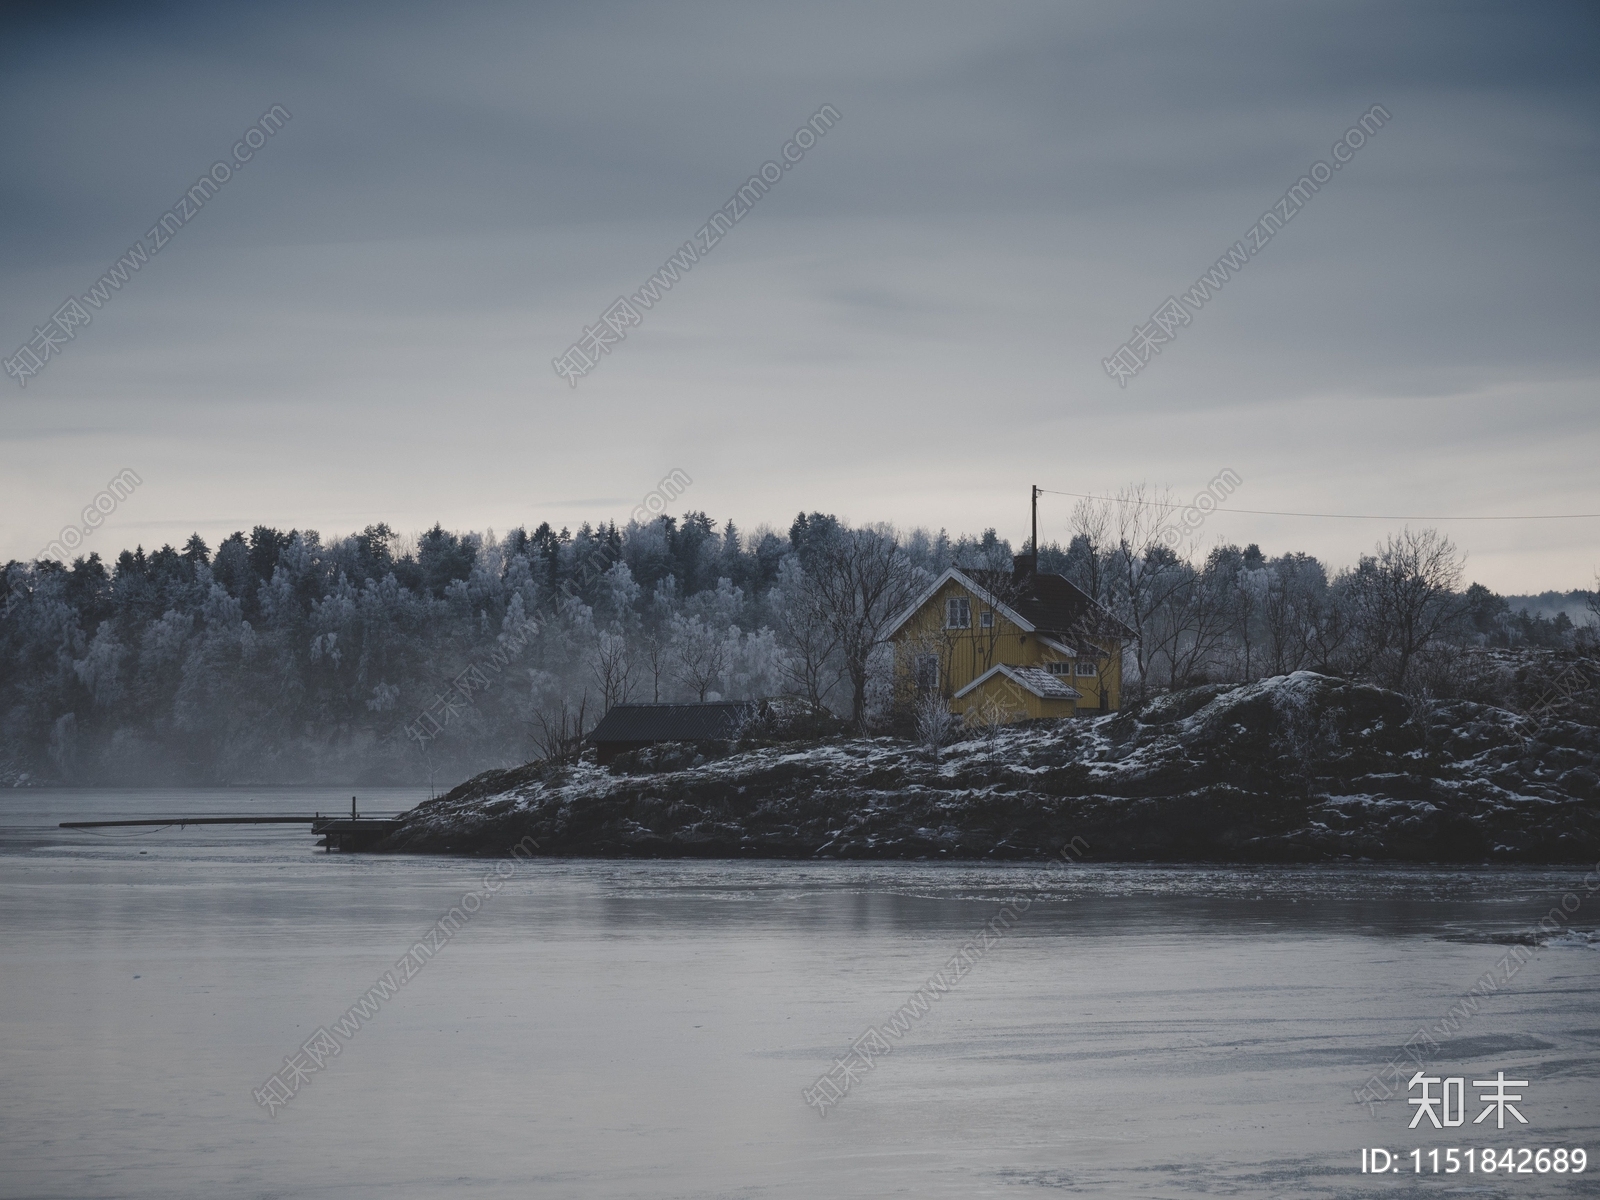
xmin=380 ymin=672 xmax=1600 ymax=863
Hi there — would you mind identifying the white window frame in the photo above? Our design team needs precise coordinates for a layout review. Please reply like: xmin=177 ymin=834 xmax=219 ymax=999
xmin=979 ymin=609 xmax=994 ymax=629
xmin=1046 ymin=661 xmax=1072 ymax=676
xmin=944 ymin=596 xmax=971 ymax=629
xmin=914 ymin=653 xmax=939 ymax=690
xmin=1075 ymin=661 xmax=1098 ymax=677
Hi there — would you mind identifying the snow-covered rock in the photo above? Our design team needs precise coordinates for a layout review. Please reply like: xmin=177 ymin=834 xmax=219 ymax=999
xmin=380 ymin=673 xmax=1600 ymax=863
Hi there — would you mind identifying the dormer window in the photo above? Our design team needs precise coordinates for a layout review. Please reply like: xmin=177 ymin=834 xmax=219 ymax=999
xmin=945 ymin=597 xmax=971 ymax=629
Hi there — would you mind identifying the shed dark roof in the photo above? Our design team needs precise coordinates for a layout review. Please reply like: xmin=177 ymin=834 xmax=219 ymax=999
xmin=967 ymin=569 xmax=1138 ymax=643
xmin=588 ymin=702 xmax=751 ymax=744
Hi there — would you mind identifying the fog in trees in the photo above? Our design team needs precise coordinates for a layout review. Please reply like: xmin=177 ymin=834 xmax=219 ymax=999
xmin=2 ymin=499 xmax=1593 ymax=786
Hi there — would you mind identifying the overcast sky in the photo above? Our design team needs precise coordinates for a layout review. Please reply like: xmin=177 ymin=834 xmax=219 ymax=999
xmin=4 ymin=0 xmax=1597 ymax=591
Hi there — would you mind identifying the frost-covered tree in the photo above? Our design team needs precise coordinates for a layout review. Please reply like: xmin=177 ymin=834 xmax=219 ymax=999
xmin=0 ymin=500 xmax=1558 ymax=787
xmin=768 ymin=556 xmax=843 ymax=712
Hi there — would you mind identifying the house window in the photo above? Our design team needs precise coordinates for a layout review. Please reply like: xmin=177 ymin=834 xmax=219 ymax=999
xmin=1046 ymin=661 xmax=1073 ymax=676
xmin=1075 ymin=661 xmax=1098 ymax=677
xmin=980 ymin=610 xmax=994 ymax=629
xmin=945 ymin=597 xmax=971 ymax=629
xmin=915 ymin=654 xmax=939 ymax=690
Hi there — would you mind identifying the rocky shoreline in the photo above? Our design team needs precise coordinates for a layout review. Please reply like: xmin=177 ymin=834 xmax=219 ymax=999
xmin=377 ymin=672 xmax=1600 ymax=863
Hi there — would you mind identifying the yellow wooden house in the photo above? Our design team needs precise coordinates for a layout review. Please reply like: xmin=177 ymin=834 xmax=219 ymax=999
xmin=885 ymin=559 xmax=1134 ymax=723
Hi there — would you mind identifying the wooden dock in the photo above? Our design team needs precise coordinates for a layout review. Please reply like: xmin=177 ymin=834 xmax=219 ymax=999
xmin=310 ymin=814 xmax=402 ymax=852
xmin=60 ymin=798 xmax=403 ymax=852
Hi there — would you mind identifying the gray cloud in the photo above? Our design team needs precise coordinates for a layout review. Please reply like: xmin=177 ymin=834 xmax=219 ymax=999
xmin=2 ymin=0 xmax=1597 ymax=590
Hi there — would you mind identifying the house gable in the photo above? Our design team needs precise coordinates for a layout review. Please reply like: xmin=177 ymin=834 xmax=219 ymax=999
xmin=884 ymin=567 xmax=1036 ymax=642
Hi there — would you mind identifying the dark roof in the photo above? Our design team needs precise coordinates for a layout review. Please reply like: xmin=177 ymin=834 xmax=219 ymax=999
xmin=588 ymin=702 xmax=751 ymax=744
xmin=967 ymin=569 xmax=1138 ymax=643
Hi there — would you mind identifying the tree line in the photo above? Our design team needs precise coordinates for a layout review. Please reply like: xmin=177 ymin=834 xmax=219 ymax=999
xmin=1 ymin=494 xmax=1594 ymax=785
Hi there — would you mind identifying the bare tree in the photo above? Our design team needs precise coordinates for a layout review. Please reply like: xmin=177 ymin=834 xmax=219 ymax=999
xmin=532 ymin=693 xmax=589 ymax=763
xmin=1361 ymin=528 xmax=1467 ymax=690
xmin=1228 ymin=556 xmax=1267 ymax=682
xmin=1152 ymin=557 xmax=1235 ymax=687
xmin=1066 ymin=495 xmax=1114 ymax=604
xmin=587 ymin=629 xmax=635 ymax=712
xmin=797 ymin=525 xmax=926 ymax=729
xmin=637 ymin=576 xmax=678 ymax=703
xmin=1304 ymin=571 xmax=1368 ymax=677
xmin=639 ymin=630 xmax=670 ymax=702
xmin=669 ymin=613 xmax=731 ymax=701
xmin=1262 ymin=553 xmax=1324 ymax=675
xmin=1102 ymin=486 xmax=1189 ymax=698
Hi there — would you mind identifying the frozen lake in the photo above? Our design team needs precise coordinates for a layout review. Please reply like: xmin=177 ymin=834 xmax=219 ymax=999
xmin=3 ymin=789 xmax=1598 ymax=1199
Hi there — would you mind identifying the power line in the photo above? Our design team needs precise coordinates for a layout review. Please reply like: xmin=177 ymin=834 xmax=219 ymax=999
xmin=1034 ymin=488 xmax=1600 ymax=522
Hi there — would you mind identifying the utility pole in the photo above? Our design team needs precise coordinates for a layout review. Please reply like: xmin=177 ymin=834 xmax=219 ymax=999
xmin=1030 ymin=484 xmax=1039 ymax=573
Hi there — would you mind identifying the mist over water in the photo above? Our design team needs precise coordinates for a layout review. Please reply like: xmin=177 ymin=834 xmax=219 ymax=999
xmin=3 ymin=790 xmax=1598 ymax=1199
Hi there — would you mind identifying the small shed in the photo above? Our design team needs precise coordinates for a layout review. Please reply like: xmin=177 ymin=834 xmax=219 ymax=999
xmin=951 ymin=663 xmax=1081 ymax=723
xmin=587 ymin=702 xmax=752 ymax=765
